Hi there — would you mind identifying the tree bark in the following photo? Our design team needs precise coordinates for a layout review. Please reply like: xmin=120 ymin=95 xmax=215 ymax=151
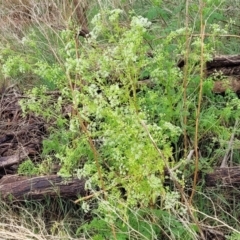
xmin=207 ymin=55 xmax=240 ymax=68
xmin=0 ymin=175 xmax=87 ymax=200
xmin=206 ymin=55 xmax=240 ymax=76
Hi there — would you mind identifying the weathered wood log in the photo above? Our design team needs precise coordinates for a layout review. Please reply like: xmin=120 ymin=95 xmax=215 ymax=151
xmin=178 ymin=55 xmax=240 ymax=94
xmin=207 ymin=55 xmax=240 ymax=68
xmin=178 ymin=54 xmax=240 ymax=76
xmin=205 ymin=167 xmax=240 ymax=187
xmin=0 ymin=175 xmax=87 ymax=200
xmin=205 ymin=54 xmax=240 ymax=76
xmin=178 ymin=55 xmax=240 ymax=70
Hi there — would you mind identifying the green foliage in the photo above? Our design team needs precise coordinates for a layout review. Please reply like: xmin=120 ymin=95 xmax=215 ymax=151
xmin=0 ymin=25 xmax=64 ymax=88
xmin=3 ymin=0 xmax=240 ymax=239
xmin=18 ymin=159 xmax=39 ymax=176
xmin=16 ymin=8 xmax=190 ymax=237
xmin=227 ymin=232 xmax=240 ymax=240
xmin=80 ymin=205 xmax=197 ymax=239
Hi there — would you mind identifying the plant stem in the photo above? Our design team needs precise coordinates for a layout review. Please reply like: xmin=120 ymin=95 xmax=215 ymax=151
xmin=183 ymin=0 xmax=190 ymax=158
xmin=190 ymin=1 xmax=206 ymax=204
xmin=140 ymin=120 xmax=205 ymax=239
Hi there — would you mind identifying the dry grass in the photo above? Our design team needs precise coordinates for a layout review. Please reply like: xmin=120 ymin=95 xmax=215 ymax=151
xmin=0 ymin=200 xmax=88 ymax=240
xmin=0 ymin=0 xmax=90 ymax=89
xmin=0 ymin=0 xmax=89 ymax=41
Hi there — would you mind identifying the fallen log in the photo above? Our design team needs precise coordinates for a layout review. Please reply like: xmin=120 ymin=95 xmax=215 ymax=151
xmin=178 ymin=55 xmax=240 ymax=74
xmin=207 ymin=55 xmax=240 ymax=69
xmin=0 ymin=175 xmax=87 ymax=200
xmin=205 ymin=167 xmax=240 ymax=187
xmin=177 ymin=54 xmax=240 ymax=94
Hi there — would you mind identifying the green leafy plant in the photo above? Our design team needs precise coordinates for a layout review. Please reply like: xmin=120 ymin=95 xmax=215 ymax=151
xmin=2 ymin=0 xmax=240 ymax=239
xmin=18 ymin=159 xmax=39 ymax=176
xmin=16 ymin=8 xmax=190 ymax=238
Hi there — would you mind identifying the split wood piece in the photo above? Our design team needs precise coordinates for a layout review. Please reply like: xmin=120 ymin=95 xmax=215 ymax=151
xmin=205 ymin=167 xmax=240 ymax=187
xmin=0 ymin=175 xmax=87 ymax=200
xmin=0 ymin=149 xmax=29 ymax=168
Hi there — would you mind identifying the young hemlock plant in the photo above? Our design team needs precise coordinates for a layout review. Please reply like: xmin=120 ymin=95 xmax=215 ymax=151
xmin=15 ymin=9 xmax=193 ymax=238
xmin=2 ymin=1 xmax=240 ymax=238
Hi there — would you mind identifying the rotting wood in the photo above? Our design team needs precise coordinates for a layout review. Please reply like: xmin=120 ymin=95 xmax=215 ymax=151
xmin=0 ymin=175 xmax=87 ymax=200
xmin=207 ymin=55 xmax=240 ymax=69
xmin=205 ymin=167 xmax=240 ymax=187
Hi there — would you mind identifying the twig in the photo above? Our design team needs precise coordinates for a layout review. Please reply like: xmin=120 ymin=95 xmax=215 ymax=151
xmin=74 ymin=190 xmax=104 ymax=204
xmin=170 ymin=149 xmax=195 ymax=171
